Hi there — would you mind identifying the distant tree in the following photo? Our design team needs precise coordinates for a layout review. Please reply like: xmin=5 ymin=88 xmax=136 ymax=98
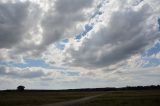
xmin=17 ymin=85 xmax=25 ymax=91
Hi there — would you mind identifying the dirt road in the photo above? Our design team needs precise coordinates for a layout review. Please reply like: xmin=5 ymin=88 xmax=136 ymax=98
xmin=39 ymin=94 xmax=104 ymax=106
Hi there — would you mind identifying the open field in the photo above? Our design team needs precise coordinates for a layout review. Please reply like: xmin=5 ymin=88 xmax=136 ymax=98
xmin=0 ymin=91 xmax=101 ymax=106
xmin=74 ymin=90 xmax=160 ymax=106
xmin=0 ymin=90 xmax=160 ymax=106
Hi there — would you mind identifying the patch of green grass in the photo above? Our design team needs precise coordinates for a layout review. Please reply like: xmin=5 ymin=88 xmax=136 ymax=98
xmin=0 ymin=91 xmax=99 ymax=106
xmin=75 ymin=90 xmax=160 ymax=106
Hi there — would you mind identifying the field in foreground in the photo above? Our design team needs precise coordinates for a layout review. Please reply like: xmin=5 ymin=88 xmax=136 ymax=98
xmin=0 ymin=91 xmax=100 ymax=106
xmin=75 ymin=90 xmax=160 ymax=106
xmin=0 ymin=90 xmax=160 ymax=106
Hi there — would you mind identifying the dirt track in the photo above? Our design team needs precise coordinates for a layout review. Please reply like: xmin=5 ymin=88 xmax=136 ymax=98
xmin=39 ymin=94 xmax=104 ymax=106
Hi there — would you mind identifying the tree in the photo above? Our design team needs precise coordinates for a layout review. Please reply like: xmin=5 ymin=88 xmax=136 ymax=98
xmin=17 ymin=85 xmax=25 ymax=91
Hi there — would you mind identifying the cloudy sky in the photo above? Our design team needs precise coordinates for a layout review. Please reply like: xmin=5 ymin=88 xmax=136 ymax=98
xmin=0 ymin=0 xmax=160 ymax=90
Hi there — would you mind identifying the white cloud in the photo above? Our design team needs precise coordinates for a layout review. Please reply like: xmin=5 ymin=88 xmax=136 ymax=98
xmin=40 ymin=0 xmax=96 ymax=47
xmin=63 ymin=0 xmax=159 ymax=70
xmin=0 ymin=0 xmax=97 ymax=62
xmin=0 ymin=0 xmax=159 ymax=89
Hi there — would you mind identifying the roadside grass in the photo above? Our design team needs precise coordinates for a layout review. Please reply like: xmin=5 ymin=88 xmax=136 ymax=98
xmin=0 ymin=91 xmax=100 ymax=106
xmin=75 ymin=90 xmax=160 ymax=106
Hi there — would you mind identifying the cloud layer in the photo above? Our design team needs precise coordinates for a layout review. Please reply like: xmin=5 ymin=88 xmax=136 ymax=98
xmin=64 ymin=0 xmax=159 ymax=70
xmin=0 ymin=0 xmax=159 ymax=89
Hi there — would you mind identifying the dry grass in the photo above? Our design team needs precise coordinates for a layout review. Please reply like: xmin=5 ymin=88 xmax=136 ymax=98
xmin=0 ymin=90 xmax=160 ymax=106
xmin=74 ymin=90 xmax=160 ymax=106
xmin=0 ymin=91 xmax=100 ymax=106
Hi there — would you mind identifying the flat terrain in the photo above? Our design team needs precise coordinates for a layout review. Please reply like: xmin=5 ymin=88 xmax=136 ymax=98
xmin=0 ymin=90 xmax=160 ymax=106
xmin=40 ymin=94 xmax=104 ymax=106
xmin=74 ymin=90 xmax=160 ymax=106
xmin=0 ymin=91 xmax=101 ymax=106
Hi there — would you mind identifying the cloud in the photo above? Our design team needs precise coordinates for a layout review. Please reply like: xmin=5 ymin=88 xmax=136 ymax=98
xmin=0 ymin=1 xmax=42 ymax=49
xmin=41 ymin=0 xmax=96 ymax=47
xmin=0 ymin=66 xmax=49 ymax=79
xmin=0 ymin=65 xmax=79 ymax=81
xmin=55 ymin=0 xmax=93 ymax=14
xmin=0 ymin=0 xmax=159 ymax=89
xmin=64 ymin=0 xmax=159 ymax=69
xmin=0 ymin=0 xmax=97 ymax=62
xmin=0 ymin=2 xmax=30 ymax=48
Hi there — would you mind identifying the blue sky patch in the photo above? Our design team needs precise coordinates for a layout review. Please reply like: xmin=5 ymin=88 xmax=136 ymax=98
xmin=0 ymin=61 xmax=12 ymax=67
xmin=145 ymin=42 xmax=160 ymax=56
xmin=75 ymin=24 xmax=93 ymax=41
xmin=55 ymin=43 xmax=65 ymax=50
xmin=55 ymin=39 xmax=69 ymax=50
xmin=62 ymin=39 xmax=69 ymax=43
xmin=85 ymin=24 xmax=93 ymax=31
xmin=13 ymin=59 xmax=52 ymax=68
xmin=141 ymin=42 xmax=160 ymax=67
xmin=143 ymin=58 xmax=160 ymax=68
xmin=61 ymin=71 xmax=80 ymax=76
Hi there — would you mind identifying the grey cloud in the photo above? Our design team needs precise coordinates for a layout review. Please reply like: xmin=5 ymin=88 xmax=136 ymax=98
xmin=0 ymin=1 xmax=44 ymax=60
xmin=41 ymin=0 xmax=95 ymax=47
xmin=0 ymin=0 xmax=96 ymax=62
xmin=0 ymin=2 xmax=30 ymax=48
xmin=115 ymin=67 xmax=160 ymax=79
xmin=0 ymin=66 xmax=6 ymax=74
xmin=0 ymin=1 xmax=42 ymax=50
xmin=19 ymin=69 xmax=46 ymax=79
xmin=0 ymin=66 xmax=48 ymax=79
xmin=55 ymin=0 xmax=93 ymax=14
xmin=65 ymin=3 xmax=159 ymax=69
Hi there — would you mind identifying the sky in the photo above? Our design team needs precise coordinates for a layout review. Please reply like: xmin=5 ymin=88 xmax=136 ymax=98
xmin=0 ymin=0 xmax=160 ymax=90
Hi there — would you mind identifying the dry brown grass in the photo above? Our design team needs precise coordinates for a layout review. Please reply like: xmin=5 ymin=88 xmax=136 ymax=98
xmin=0 ymin=91 xmax=100 ymax=106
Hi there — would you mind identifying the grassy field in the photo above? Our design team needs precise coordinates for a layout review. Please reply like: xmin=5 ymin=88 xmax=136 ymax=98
xmin=0 ymin=90 xmax=160 ymax=106
xmin=0 ymin=91 xmax=100 ymax=106
xmin=75 ymin=90 xmax=160 ymax=106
